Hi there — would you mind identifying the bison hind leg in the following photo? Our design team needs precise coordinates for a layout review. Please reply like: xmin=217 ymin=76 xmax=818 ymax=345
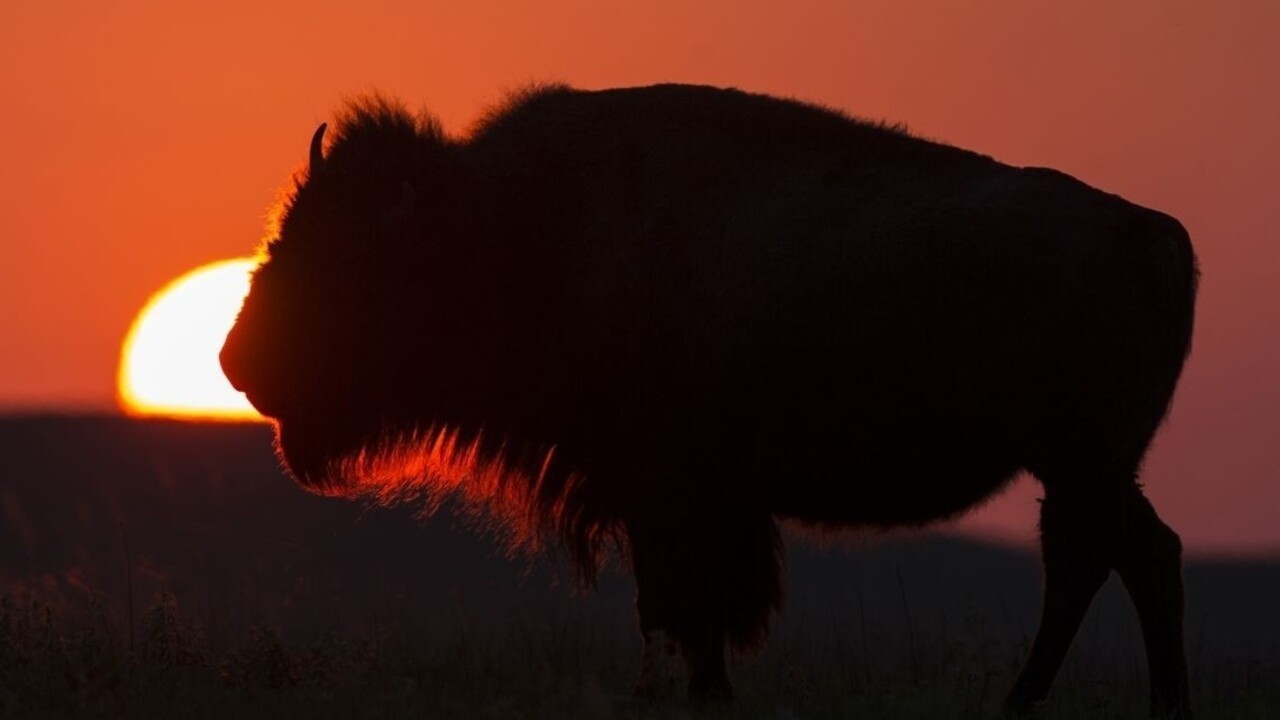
xmin=626 ymin=506 xmax=783 ymax=702
xmin=1006 ymin=484 xmax=1112 ymax=713
xmin=1011 ymin=465 xmax=1190 ymax=718
xmin=1110 ymin=488 xmax=1191 ymax=717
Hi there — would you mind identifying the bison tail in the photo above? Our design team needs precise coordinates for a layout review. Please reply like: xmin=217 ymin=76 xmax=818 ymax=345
xmin=1155 ymin=212 xmax=1199 ymax=420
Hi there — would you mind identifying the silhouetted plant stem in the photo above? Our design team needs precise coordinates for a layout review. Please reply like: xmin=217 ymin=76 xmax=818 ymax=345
xmin=896 ymin=566 xmax=919 ymax=683
xmin=118 ymin=518 xmax=134 ymax=656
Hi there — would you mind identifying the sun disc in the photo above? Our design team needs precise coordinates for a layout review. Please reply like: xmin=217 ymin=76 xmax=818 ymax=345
xmin=118 ymin=258 xmax=265 ymax=421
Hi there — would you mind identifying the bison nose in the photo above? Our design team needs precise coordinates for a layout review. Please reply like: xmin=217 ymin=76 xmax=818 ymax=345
xmin=219 ymin=329 xmax=248 ymax=393
xmin=220 ymin=326 xmax=290 ymax=418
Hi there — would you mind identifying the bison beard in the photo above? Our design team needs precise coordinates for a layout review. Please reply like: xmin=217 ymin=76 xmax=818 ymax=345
xmin=220 ymin=84 xmax=1197 ymax=716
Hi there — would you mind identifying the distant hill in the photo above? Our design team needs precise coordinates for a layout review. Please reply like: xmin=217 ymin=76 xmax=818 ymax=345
xmin=1 ymin=414 xmax=1276 ymax=658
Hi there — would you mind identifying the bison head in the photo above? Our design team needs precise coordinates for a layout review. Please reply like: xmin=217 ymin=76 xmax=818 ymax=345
xmin=220 ymin=100 xmax=490 ymax=493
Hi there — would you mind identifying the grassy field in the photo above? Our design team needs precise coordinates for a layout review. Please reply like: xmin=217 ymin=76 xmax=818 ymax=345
xmin=3 ymin=581 xmax=1277 ymax=719
xmin=1 ymin=416 xmax=1276 ymax=718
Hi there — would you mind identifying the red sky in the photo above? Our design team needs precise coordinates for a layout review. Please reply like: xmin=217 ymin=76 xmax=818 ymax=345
xmin=1 ymin=1 xmax=1276 ymax=555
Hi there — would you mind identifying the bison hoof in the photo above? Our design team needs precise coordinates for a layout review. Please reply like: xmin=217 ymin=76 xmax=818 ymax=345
xmin=1151 ymin=698 xmax=1193 ymax=720
xmin=1003 ymin=692 xmax=1044 ymax=717
xmin=633 ymin=630 xmax=682 ymax=701
xmin=688 ymin=675 xmax=733 ymax=705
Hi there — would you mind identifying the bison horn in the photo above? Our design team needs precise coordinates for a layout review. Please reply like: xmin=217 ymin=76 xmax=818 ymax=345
xmin=309 ymin=123 xmax=327 ymax=175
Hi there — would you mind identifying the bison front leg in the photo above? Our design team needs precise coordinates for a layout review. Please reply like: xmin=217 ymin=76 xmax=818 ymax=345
xmin=626 ymin=506 xmax=782 ymax=703
xmin=628 ymin=520 xmax=732 ymax=702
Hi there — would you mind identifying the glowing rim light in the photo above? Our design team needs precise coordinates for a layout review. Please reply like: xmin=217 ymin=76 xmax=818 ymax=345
xmin=118 ymin=257 xmax=265 ymax=421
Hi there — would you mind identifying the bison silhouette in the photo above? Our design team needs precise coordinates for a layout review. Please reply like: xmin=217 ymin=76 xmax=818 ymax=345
xmin=221 ymin=84 xmax=1196 ymax=716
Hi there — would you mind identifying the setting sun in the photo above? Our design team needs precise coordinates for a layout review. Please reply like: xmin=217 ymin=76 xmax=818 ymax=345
xmin=118 ymin=258 xmax=264 ymax=421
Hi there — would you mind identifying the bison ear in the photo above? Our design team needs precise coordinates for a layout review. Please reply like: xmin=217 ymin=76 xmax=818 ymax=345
xmin=389 ymin=178 xmax=414 ymax=215
xmin=385 ymin=180 xmax=417 ymax=223
xmin=309 ymin=123 xmax=328 ymax=176
xmin=398 ymin=180 xmax=416 ymax=209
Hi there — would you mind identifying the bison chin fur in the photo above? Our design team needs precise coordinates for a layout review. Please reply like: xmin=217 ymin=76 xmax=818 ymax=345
xmin=278 ymin=417 xmax=618 ymax=588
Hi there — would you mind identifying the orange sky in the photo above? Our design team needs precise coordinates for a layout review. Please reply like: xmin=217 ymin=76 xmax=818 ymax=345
xmin=1 ymin=1 xmax=1276 ymax=554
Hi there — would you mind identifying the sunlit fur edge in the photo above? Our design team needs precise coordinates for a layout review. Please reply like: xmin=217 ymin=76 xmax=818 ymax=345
xmin=322 ymin=424 xmax=619 ymax=587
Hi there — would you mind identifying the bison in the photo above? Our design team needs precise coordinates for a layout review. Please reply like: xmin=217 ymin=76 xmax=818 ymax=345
xmin=220 ymin=84 xmax=1197 ymax=716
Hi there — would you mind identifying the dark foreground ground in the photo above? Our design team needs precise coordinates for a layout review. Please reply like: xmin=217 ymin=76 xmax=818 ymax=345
xmin=1 ymin=415 xmax=1277 ymax=718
